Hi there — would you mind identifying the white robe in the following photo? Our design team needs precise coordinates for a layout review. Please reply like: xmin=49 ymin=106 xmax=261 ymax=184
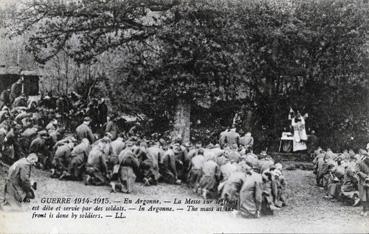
xmin=291 ymin=118 xmax=307 ymax=151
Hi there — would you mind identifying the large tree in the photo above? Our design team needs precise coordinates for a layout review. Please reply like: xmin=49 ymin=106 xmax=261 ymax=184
xmin=115 ymin=1 xmax=248 ymax=142
xmin=14 ymin=0 xmax=249 ymax=143
xmin=11 ymin=0 xmax=369 ymax=149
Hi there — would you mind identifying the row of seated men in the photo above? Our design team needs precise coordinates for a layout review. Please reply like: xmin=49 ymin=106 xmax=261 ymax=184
xmin=313 ymin=147 xmax=369 ymax=216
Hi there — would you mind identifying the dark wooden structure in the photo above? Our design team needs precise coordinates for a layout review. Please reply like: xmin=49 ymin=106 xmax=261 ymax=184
xmin=0 ymin=66 xmax=40 ymax=96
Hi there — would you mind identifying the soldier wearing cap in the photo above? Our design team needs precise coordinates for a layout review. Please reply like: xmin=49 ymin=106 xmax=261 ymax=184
xmin=76 ymin=117 xmax=95 ymax=143
xmin=3 ymin=153 xmax=38 ymax=209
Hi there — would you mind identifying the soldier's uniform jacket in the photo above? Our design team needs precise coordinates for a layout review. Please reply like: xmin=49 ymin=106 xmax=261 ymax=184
xmin=71 ymin=140 xmax=90 ymax=159
xmin=146 ymin=146 xmax=164 ymax=170
xmin=239 ymin=172 xmax=263 ymax=215
xmin=54 ymin=144 xmax=72 ymax=164
xmin=4 ymin=129 xmax=16 ymax=146
xmin=4 ymin=157 xmax=33 ymax=206
xmin=105 ymin=120 xmax=118 ymax=140
xmin=21 ymin=127 xmax=38 ymax=138
xmin=219 ymin=130 xmax=229 ymax=147
xmin=355 ymin=157 xmax=369 ymax=202
xmin=240 ymin=135 xmax=254 ymax=148
xmin=119 ymin=150 xmax=140 ymax=170
xmin=10 ymin=82 xmax=22 ymax=101
xmin=111 ymin=138 xmax=126 ymax=158
xmin=191 ymin=154 xmax=205 ymax=170
xmin=76 ymin=123 xmax=95 ymax=143
xmin=29 ymin=137 xmax=48 ymax=155
xmin=93 ymin=140 xmax=114 ymax=162
xmin=202 ymin=160 xmax=219 ymax=177
xmin=227 ymin=150 xmax=241 ymax=163
xmin=161 ymin=149 xmax=177 ymax=177
xmin=226 ymin=130 xmax=240 ymax=146
xmin=220 ymin=171 xmax=246 ymax=201
xmin=87 ymin=148 xmax=108 ymax=174
xmin=220 ymin=162 xmax=239 ymax=181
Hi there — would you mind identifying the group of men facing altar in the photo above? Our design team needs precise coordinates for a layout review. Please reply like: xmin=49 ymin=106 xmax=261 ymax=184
xmin=2 ymin=107 xmax=287 ymax=218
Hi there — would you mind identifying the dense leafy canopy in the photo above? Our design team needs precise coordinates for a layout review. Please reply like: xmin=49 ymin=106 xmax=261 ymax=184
xmin=12 ymin=0 xmax=178 ymax=63
xmin=6 ymin=0 xmax=369 ymax=150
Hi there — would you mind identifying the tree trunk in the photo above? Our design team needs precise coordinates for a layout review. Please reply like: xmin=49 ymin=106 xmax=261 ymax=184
xmin=244 ymin=110 xmax=253 ymax=132
xmin=172 ymin=98 xmax=191 ymax=143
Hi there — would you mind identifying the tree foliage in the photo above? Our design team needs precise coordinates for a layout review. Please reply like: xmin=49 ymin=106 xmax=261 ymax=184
xmin=12 ymin=0 xmax=178 ymax=63
xmin=11 ymin=0 xmax=369 ymax=150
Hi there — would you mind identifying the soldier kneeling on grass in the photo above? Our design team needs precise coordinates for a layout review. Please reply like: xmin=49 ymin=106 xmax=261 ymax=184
xmin=84 ymin=139 xmax=109 ymax=186
xmin=110 ymin=150 xmax=140 ymax=193
xmin=2 ymin=153 xmax=38 ymax=210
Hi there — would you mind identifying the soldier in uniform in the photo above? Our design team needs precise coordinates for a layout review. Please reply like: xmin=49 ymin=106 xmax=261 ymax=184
xmin=226 ymin=127 xmax=241 ymax=147
xmin=9 ymin=79 xmax=23 ymax=104
xmin=105 ymin=114 xmax=119 ymax=140
xmin=0 ymin=88 xmax=10 ymax=108
xmin=3 ymin=124 xmax=25 ymax=163
xmin=29 ymin=130 xmax=51 ymax=169
xmin=187 ymin=149 xmax=205 ymax=191
xmin=111 ymin=148 xmax=140 ymax=193
xmin=356 ymin=151 xmax=369 ymax=216
xmin=98 ymin=98 xmax=108 ymax=128
xmin=64 ymin=138 xmax=90 ymax=180
xmin=140 ymin=142 xmax=163 ymax=186
xmin=159 ymin=145 xmax=181 ymax=184
xmin=3 ymin=153 xmax=38 ymax=209
xmin=85 ymin=140 xmax=109 ymax=186
xmin=240 ymin=132 xmax=254 ymax=151
xmin=51 ymin=142 xmax=74 ymax=178
xmin=76 ymin=117 xmax=95 ymax=143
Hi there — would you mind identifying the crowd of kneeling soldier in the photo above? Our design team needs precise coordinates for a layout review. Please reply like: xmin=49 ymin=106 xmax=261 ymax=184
xmin=313 ymin=146 xmax=369 ymax=216
xmin=2 ymin=111 xmax=287 ymax=218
